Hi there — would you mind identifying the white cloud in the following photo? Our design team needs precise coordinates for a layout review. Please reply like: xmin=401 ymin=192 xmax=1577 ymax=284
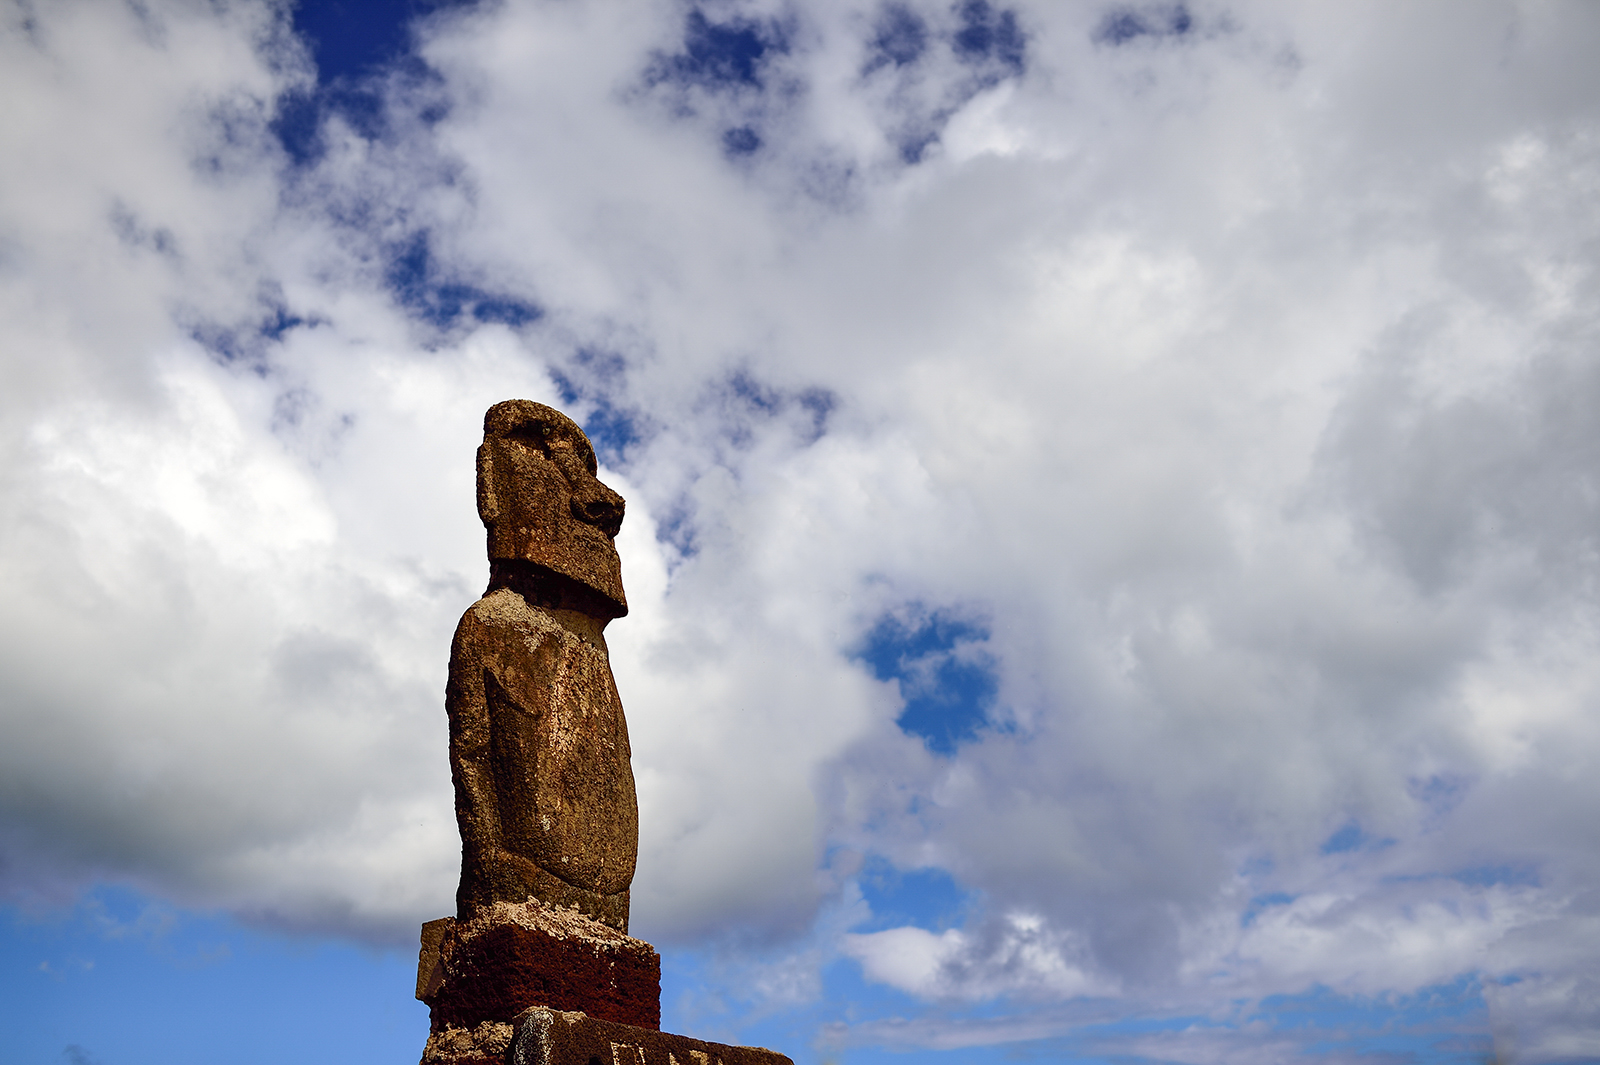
xmin=842 ymin=911 xmax=1107 ymax=1000
xmin=4 ymin=0 xmax=1600 ymax=1057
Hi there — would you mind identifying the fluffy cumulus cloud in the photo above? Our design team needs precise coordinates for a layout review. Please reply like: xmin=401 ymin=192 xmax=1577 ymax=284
xmin=4 ymin=0 xmax=1600 ymax=1058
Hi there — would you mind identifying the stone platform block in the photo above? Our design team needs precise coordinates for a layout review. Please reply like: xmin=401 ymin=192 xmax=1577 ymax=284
xmin=418 ymin=901 xmax=661 ymax=1038
xmin=510 ymin=1007 xmax=794 ymax=1065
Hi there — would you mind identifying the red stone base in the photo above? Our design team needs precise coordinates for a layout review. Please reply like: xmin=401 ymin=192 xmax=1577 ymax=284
xmin=417 ymin=901 xmax=661 ymax=1037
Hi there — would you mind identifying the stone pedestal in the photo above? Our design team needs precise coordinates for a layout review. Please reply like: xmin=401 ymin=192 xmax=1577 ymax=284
xmin=509 ymin=1007 xmax=793 ymax=1065
xmin=419 ymin=901 xmax=662 ymax=1064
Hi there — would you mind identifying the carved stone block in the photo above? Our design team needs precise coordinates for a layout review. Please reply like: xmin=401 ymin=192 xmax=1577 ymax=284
xmin=419 ymin=901 xmax=661 ymax=1036
xmin=508 ymin=1007 xmax=795 ymax=1065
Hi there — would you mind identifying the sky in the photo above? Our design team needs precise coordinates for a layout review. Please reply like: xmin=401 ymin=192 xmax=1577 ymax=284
xmin=2 ymin=0 xmax=1599 ymax=1062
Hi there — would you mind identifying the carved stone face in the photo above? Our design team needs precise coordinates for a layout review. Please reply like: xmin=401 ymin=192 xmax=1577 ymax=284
xmin=477 ymin=400 xmax=627 ymax=616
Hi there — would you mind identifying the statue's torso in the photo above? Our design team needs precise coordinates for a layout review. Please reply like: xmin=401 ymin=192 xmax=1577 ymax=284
xmin=447 ymin=589 xmax=638 ymax=920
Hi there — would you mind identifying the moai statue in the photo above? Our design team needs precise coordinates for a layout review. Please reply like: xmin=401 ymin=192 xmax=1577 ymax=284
xmin=446 ymin=399 xmax=638 ymax=931
xmin=419 ymin=402 xmax=792 ymax=1065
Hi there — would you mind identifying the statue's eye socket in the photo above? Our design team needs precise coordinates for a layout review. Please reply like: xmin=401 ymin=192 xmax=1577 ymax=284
xmin=504 ymin=426 xmax=555 ymax=457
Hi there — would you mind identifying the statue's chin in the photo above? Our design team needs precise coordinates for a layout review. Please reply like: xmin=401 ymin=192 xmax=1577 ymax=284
xmin=485 ymin=515 xmax=628 ymax=617
xmin=487 ymin=558 xmax=627 ymax=620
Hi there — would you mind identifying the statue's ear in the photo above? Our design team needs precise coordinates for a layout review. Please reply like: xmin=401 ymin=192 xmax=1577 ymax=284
xmin=476 ymin=442 xmax=498 ymax=525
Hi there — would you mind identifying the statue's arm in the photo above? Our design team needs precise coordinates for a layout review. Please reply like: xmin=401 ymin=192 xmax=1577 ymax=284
xmin=446 ymin=610 xmax=500 ymax=867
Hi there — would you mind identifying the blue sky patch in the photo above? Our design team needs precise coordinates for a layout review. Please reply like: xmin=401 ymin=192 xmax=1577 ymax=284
xmin=1240 ymin=891 xmax=1295 ymax=927
xmin=1250 ymin=978 xmax=1491 ymax=1062
xmin=291 ymin=0 xmax=474 ymax=84
xmin=259 ymin=305 xmax=307 ymax=342
xmin=581 ymin=400 xmax=643 ymax=468
xmin=269 ymin=89 xmax=325 ymax=166
xmin=653 ymin=501 xmax=701 ymax=560
xmin=1320 ymin=822 xmax=1365 ymax=855
xmin=274 ymin=0 xmax=472 ymax=166
xmin=271 ymin=81 xmax=390 ymax=165
xmin=727 ymin=369 xmax=781 ymax=413
xmin=385 ymin=231 xmax=540 ymax=330
xmin=855 ymin=858 xmax=973 ymax=932
xmin=1318 ymin=821 xmax=1397 ymax=856
xmin=722 ymin=126 xmax=762 ymax=156
xmin=1451 ymin=864 xmax=1540 ymax=888
xmin=188 ymin=301 xmax=315 ymax=372
xmin=857 ymin=608 xmax=998 ymax=755
xmin=861 ymin=2 xmax=1028 ymax=165
xmin=1093 ymin=4 xmax=1193 ymax=47
xmin=896 ymin=129 xmax=942 ymax=166
xmin=795 ymin=387 xmax=835 ymax=442
xmin=1410 ymin=773 xmax=1472 ymax=821
xmin=547 ymin=354 xmax=646 ymax=468
xmin=952 ymin=0 xmax=1026 ymax=75
xmin=702 ymin=370 xmax=838 ymax=450
xmin=866 ymin=4 xmax=930 ymax=71
xmin=652 ymin=10 xmax=786 ymax=92
xmin=1 ymin=887 xmax=426 ymax=1065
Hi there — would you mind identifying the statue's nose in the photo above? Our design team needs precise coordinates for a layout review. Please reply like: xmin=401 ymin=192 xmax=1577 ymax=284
xmin=571 ymin=480 xmax=625 ymax=538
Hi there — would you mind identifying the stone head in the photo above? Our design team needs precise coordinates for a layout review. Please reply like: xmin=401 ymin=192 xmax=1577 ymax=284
xmin=478 ymin=400 xmax=627 ymax=617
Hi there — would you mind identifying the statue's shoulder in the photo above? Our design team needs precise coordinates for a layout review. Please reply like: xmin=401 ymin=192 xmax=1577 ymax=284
xmin=451 ymin=590 xmax=536 ymax=681
xmin=454 ymin=588 xmax=569 ymax=643
xmin=463 ymin=587 xmax=533 ymax=628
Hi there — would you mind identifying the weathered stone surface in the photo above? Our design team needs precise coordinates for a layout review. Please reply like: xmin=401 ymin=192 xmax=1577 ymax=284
xmin=450 ymin=401 xmax=638 ymax=931
xmin=421 ymin=1020 xmax=513 ymax=1065
xmin=508 ymin=1007 xmax=795 ymax=1065
xmin=419 ymin=898 xmax=661 ymax=1033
